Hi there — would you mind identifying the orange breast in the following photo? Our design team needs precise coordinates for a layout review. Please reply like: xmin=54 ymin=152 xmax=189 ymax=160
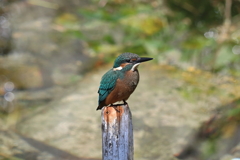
xmin=103 ymin=69 xmax=139 ymax=106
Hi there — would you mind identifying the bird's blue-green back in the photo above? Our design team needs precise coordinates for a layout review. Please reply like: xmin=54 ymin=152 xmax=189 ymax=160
xmin=98 ymin=69 xmax=118 ymax=104
xmin=98 ymin=66 xmax=132 ymax=105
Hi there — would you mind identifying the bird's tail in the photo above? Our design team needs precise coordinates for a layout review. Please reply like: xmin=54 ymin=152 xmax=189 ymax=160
xmin=96 ymin=105 xmax=103 ymax=110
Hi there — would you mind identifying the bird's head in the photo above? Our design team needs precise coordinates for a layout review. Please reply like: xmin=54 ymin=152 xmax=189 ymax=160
xmin=113 ymin=52 xmax=153 ymax=71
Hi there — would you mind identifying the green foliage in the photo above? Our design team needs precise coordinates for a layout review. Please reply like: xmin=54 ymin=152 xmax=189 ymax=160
xmin=164 ymin=0 xmax=224 ymax=29
xmin=216 ymin=45 xmax=237 ymax=68
xmin=54 ymin=0 xmax=240 ymax=72
xmin=227 ymin=99 xmax=240 ymax=121
xmin=227 ymin=107 xmax=240 ymax=118
xmin=201 ymin=139 xmax=218 ymax=159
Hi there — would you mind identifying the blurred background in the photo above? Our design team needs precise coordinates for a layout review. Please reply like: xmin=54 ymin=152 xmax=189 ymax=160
xmin=0 ymin=0 xmax=240 ymax=160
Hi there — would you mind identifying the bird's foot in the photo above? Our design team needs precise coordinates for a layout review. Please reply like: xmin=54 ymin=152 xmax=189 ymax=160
xmin=114 ymin=107 xmax=120 ymax=113
xmin=108 ymin=101 xmax=128 ymax=112
xmin=112 ymin=100 xmax=127 ymax=106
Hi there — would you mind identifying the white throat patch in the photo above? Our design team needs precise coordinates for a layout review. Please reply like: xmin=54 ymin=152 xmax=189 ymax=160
xmin=113 ymin=66 xmax=123 ymax=71
xmin=131 ymin=63 xmax=140 ymax=71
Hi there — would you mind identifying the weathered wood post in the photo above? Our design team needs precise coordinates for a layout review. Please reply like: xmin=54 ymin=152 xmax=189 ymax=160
xmin=101 ymin=104 xmax=133 ymax=160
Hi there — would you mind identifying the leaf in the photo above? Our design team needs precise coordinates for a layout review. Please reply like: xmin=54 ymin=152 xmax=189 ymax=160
xmin=143 ymin=40 xmax=159 ymax=55
xmin=215 ymin=46 xmax=237 ymax=68
xmin=120 ymin=14 xmax=165 ymax=35
xmin=55 ymin=13 xmax=79 ymax=25
xmin=97 ymin=44 xmax=123 ymax=54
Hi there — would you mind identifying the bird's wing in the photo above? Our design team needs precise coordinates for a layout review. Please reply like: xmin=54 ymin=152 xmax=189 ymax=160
xmin=98 ymin=69 xmax=118 ymax=103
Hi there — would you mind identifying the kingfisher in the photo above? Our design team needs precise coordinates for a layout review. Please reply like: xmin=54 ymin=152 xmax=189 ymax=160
xmin=96 ymin=52 xmax=153 ymax=110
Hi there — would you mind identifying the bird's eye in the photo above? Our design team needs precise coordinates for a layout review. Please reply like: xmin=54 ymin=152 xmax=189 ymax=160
xmin=126 ymin=58 xmax=137 ymax=63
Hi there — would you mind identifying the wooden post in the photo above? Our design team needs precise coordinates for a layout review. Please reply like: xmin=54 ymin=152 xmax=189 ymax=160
xmin=101 ymin=104 xmax=133 ymax=160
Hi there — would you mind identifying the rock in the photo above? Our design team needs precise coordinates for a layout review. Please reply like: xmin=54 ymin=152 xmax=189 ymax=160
xmin=0 ymin=130 xmax=40 ymax=159
xmin=0 ymin=54 xmax=44 ymax=89
xmin=175 ymin=99 xmax=240 ymax=160
xmin=2 ymin=0 xmax=93 ymax=88
xmin=0 ymin=130 xmax=100 ymax=160
xmin=14 ymin=65 xmax=221 ymax=160
xmin=0 ymin=1 xmax=12 ymax=55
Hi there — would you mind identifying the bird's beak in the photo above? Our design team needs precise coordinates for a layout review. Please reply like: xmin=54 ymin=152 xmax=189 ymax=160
xmin=136 ymin=57 xmax=153 ymax=63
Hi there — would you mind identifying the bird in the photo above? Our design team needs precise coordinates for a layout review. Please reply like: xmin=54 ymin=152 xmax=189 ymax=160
xmin=96 ymin=52 xmax=153 ymax=110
